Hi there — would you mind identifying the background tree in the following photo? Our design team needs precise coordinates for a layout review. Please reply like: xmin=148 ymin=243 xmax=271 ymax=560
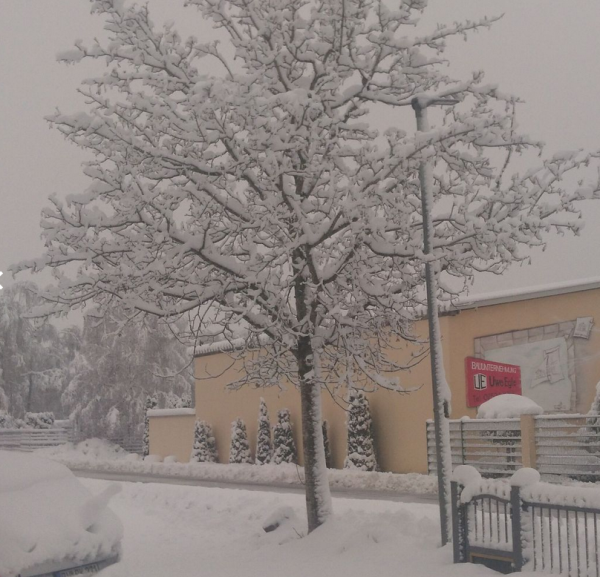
xmin=256 ymin=398 xmax=272 ymax=465
xmin=229 ymin=418 xmax=253 ymax=464
xmin=15 ymin=0 xmax=600 ymax=531
xmin=0 ymin=283 xmax=71 ymax=417
xmin=272 ymin=409 xmax=297 ymax=465
xmin=61 ymin=308 xmax=193 ymax=441
xmin=344 ymin=391 xmax=378 ymax=471
xmin=190 ymin=420 xmax=218 ymax=463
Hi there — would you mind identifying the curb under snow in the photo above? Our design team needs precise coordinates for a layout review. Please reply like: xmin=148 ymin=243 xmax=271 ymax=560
xmin=39 ymin=453 xmax=437 ymax=497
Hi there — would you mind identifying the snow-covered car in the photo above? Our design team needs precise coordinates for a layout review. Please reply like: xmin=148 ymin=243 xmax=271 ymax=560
xmin=0 ymin=450 xmax=122 ymax=577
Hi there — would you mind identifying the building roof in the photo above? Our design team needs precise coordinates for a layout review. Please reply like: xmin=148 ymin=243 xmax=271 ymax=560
xmin=193 ymin=276 xmax=600 ymax=357
xmin=454 ymin=276 xmax=600 ymax=310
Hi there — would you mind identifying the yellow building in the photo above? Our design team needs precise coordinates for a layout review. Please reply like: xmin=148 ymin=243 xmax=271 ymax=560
xmin=149 ymin=278 xmax=600 ymax=474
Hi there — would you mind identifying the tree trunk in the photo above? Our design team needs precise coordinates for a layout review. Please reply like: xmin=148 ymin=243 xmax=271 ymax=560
xmin=297 ymin=335 xmax=333 ymax=533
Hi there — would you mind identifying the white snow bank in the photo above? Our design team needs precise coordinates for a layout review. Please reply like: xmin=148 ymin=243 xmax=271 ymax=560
xmin=83 ymin=477 xmax=484 ymax=577
xmin=38 ymin=438 xmax=131 ymax=461
xmin=0 ymin=451 xmax=122 ymax=577
xmin=477 ymin=394 xmax=543 ymax=419
xmin=147 ymin=408 xmax=196 ymax=417
xmin=36 ymin=439 xmax=438 ymax=496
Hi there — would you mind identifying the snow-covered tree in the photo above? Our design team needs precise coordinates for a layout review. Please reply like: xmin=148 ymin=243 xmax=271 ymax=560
xmin=229 ymin=418 xmax=253 ymax=464
xmin=322 ymin=420 xmax=332 ymax=469
xmin=16 ymin=0 xmax=600 ymax=531
xmin=0 ymin=283 xmax=71 ymax=418
xmin=272 ymin=409 xmax=297 ymax=465
xmin=190 ymin=420 xmax=218 ymax=463
xmin=61 ymin=308 xmax=193 ymax=441
xmin=143 ymin=394 xmax=158 ymax=457
xmin=344 ymin=391 xmax=378 ymax=471
xmin=256 ymin=398 xmax=272 ymax=465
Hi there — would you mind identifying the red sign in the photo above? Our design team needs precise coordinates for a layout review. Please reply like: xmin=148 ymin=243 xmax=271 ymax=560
xmin=465 ymin=357 xmax=521 ymax=407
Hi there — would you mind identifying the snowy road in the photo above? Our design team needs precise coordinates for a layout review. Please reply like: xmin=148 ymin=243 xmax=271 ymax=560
xmin=89 ymin=478 xmax=502 ymax=577
xmin=72 ymin=468 xmax=437 ymax=504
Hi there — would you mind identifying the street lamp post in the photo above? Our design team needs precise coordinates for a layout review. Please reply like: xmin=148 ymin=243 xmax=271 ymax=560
xmin=411 ymin=96 xmax=458 ymax=546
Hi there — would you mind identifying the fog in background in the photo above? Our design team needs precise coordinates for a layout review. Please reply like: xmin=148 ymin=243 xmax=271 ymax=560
xmin=1 ymin=0 xmax=599 ymax=311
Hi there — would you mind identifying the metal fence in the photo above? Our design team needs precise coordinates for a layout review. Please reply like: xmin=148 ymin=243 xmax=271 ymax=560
xmin=0 ymin=424 xmax=73 ymax=451
xmin=0 ymin=424 xmax=144 ymax=455
xmin=536 ymin=415 xmax=600 ymax=480
xmin=453 ymin=478 xmax=600 ymax=576
xmin=427 ymin=418 xmax=522 ymax=477
xmin=107 ymin=435 xmax=145 ymax=455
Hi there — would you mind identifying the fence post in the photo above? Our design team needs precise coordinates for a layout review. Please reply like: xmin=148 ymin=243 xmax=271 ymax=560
xmin=451 ymin=481 xmax=467 ymax=563
xmin=520 ymin=414 xmax=537 ymax=469
xmin=459 ymin=419 xmax=466 ymax=465
xmin=510 ymin=485 xmax=523 ymax=572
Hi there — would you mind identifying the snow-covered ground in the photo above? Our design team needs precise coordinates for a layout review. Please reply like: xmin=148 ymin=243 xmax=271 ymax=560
xmin=90 ymin=477 xmax=505 ymax=577
xmin=38 ymin=439 xmax=437 ymax=496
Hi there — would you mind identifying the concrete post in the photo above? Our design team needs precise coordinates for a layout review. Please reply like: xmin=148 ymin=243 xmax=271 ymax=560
xmin=520 ymin=414 xmax=537 ymax=469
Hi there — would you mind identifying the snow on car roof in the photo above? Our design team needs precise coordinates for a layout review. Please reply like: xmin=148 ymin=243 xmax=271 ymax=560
xmin=0 ymin=451 xmax=122 ymax=577
xmin=0 ymin=449 xmax=72 ymax=493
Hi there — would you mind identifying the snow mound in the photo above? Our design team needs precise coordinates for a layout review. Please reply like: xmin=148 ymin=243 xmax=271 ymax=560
xmin=37 ymin=438 xmax=131 ymax=462
xmin=0 ymin=451 xmax=122 ymax=577
xmin=451 ymin=465 xmax=481 ymax=486
xmin=477 ymin=394 xmax=543 ymax=419
xmin=510 ymin=467 xmax=540 ymax=487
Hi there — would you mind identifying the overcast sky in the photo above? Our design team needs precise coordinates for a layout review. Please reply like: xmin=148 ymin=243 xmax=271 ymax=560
xmin=1 ymin=0 xmax=599 ymax=298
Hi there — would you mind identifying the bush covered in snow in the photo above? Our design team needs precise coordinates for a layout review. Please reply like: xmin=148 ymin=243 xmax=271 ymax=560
xmin=0 ymin=411 xmax=24 ymax=429
xmin=143 ymin=395 xmax=158 ymax=457
xmin=256 ymin=398 xmax=272 ymax=465
xmin=190 ymin=420 xmax=218 ymax=463
xmin=272 ymin=409 xmax=296 ymax=465
xmin=344 ymin=391 xmax=378 ymax=472
xmin=24 ymin=411 xmax=55 ymax=429
xmin=476 ymin=394 xmax=543 ymax=419
xmin=323 ymin=420 xmax=332 ymax=469
xmin=229 ymin=419 xmax=253 ymax=464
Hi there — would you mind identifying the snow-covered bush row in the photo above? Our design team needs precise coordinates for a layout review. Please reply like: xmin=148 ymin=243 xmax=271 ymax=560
xmin=0 ymin=410 xmax=56 ymax=430
xmin=24 ymin=411 xmax=55 ymax=429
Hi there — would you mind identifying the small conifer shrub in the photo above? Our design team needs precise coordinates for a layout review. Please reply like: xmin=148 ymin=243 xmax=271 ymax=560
xmin=229 ymin=418 xmax=253 ymax=464
xmin=256 ymin=398 xmax=272 ymax=465
xmin=143 ymin=394 xmax=158 ymax=457
xmin=190 ymin=420 xmax=218 ymax=463
xmin=344 ymin=390 xmax=378 ymax=471
xmin=272 ymin=409 xmax=296 ymax=464
xmin=322 ymin=420 xmax=332 ymax=469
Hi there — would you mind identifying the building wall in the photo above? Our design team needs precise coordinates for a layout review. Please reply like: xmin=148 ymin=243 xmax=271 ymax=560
xmin=446 ymin=289 xmax=600 ymax=416
xmin=149 ymin=413 xmax=195 ymax=463
xmin=193 ymin=320 xmax=444 ymax=474
xmin=154 ymin=286 xmax=600 ymax=474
